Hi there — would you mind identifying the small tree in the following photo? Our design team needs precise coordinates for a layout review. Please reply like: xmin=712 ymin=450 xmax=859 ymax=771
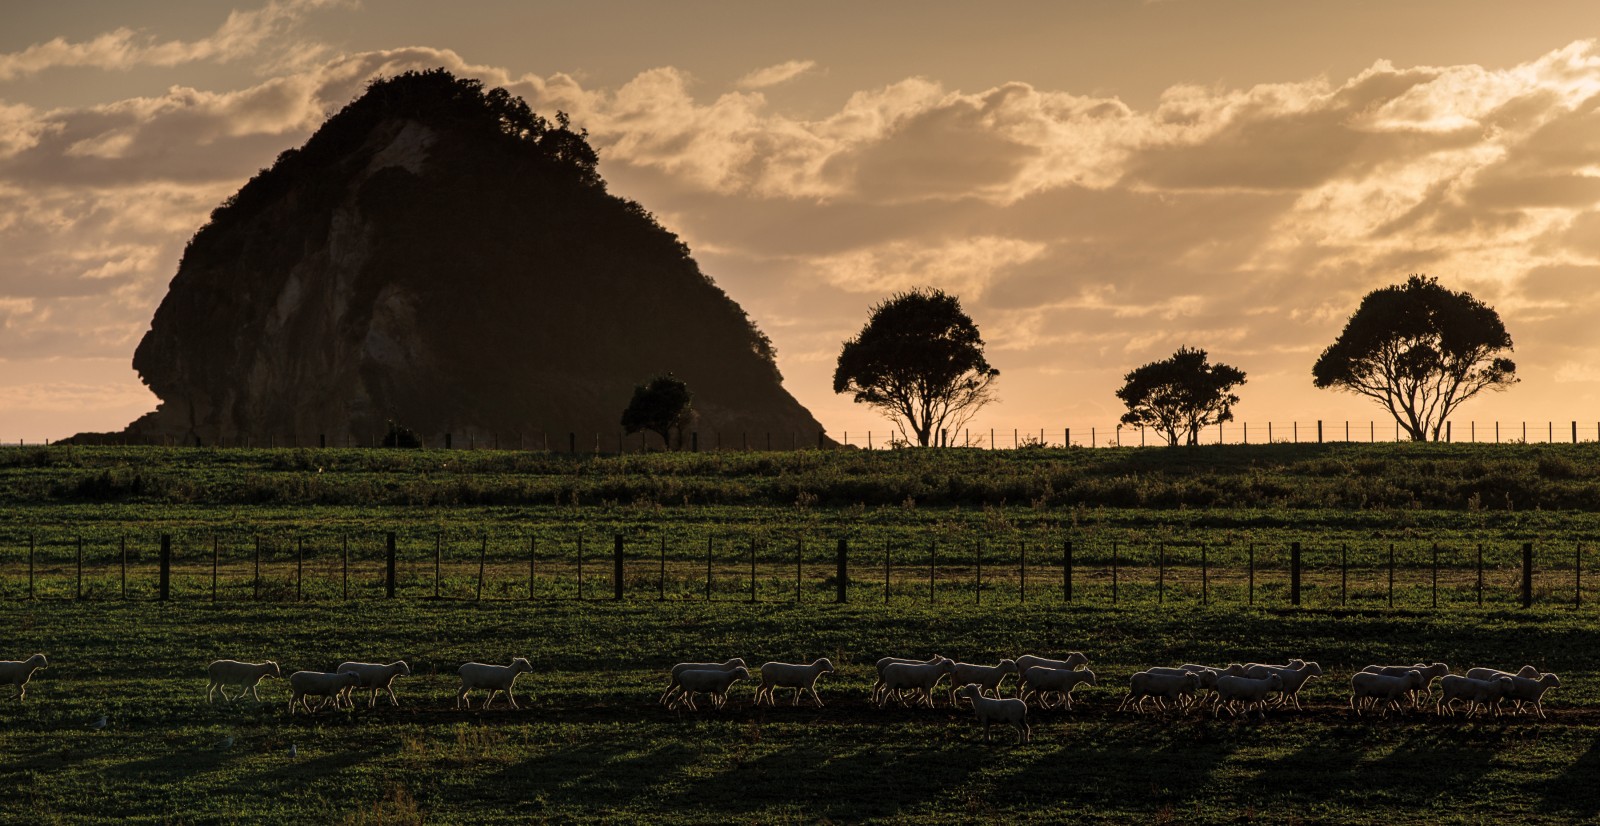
xmin=1116 ymin=347 xmax=1246 ymax=446
xmin=833 ymin=287 xmax=999 ymax=447
xmin=1313 ymin=275 xmax=1517 ymax=441
xmin=621 ymin=374 xmax=694 ymax=450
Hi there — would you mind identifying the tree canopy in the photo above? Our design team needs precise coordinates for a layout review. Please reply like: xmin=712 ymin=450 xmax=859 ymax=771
xmin=833 ymin=288 xmax=999 ymax=447
xmin=1116 ymin=347 xmax=1246 ymax=446
xmin=1312 ymin=274 xmax=1517 ymax=441
xmin=621 ymin=374 xmax=694 ymax=449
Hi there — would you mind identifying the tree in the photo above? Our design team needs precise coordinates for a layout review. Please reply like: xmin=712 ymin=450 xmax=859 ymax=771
xmin=1312 ymin=275 xmax=1517 ymax=441
xmin=833 ymin=288 xmax=999 ymax=447
xmin=1116 ymin=347 xmax=1246 ymax=446
xmin=621 ymin=374 xmax=694 ymax=450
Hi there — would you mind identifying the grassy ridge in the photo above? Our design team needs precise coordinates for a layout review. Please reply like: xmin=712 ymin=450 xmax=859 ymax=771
xmin=2 ymin=601 xmax=1598 ymax=824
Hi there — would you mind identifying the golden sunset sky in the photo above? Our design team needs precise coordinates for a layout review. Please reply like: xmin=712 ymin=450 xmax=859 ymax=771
xmin=3 ymin=1 xmax=1599 ymax=443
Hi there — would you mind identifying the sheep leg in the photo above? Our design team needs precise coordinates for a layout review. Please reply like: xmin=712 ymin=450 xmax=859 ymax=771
xmin=456 ymin=687 xmax=471 ymax=709
xmin=809 ymin=684 xmax=823 ymax=707
xmin=658 ymin=681 xmax=680 ymax=706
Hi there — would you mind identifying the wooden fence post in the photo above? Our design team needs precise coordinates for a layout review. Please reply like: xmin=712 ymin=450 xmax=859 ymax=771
xmin=1522 ymin=542 xmax=1534 ymax=608
xmin=836 ymin=539 xmax=848 ymax=603
xmin=1290 ymin=542 xmax=1301 ymax=606
xmin=386 ymin=532 xmax=397 ymax=599
xmin=159 ymin=534 xmax=171 ymax=602
xmin=617 ymin=534 xmax=627 ymax=602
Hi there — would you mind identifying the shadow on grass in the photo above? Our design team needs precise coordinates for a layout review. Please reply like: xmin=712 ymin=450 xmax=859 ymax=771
xmin=1537 ymin=732 xmax=1600 ymax=819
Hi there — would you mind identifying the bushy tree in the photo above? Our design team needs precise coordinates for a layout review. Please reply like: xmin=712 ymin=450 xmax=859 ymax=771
xmin=1117 ymin=347 xmax=1246 ymax=446
xmin=1312 ymin=275 xmax=1517 ymax=441
xmin=621 ymin=374 xmax=694 ymax=450
xmin=833 ymin=288 xmax=999 ymax=447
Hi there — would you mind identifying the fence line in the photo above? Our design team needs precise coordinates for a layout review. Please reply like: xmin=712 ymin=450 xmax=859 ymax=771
xmin=2 ymin=530 xmax=1588 ymax=611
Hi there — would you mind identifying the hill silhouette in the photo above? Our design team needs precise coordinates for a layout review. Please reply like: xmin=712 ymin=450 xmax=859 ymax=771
xmin=91 ymin=69 xmax=826 ymax=448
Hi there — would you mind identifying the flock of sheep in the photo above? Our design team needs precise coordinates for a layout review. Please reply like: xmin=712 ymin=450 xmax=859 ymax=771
xmin=0 ymin=651 xmax=1565 ymax=745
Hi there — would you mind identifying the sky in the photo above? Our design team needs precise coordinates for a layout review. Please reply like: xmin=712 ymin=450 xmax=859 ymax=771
xmin=2 ymin=0 xmax=1600 ymax=444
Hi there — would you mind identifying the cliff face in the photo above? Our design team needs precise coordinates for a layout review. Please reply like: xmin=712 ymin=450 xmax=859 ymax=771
xmin=112 ymin=70 xmax=826 ymax=448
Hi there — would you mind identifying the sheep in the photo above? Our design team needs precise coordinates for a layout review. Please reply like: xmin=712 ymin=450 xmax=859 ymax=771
xmin=1019 ymin=666 xmax=1096 ymax=710
xmin=457 ymin=657 xmax=533 ymax=710
xmin=949 ymin=659 xmax=1020 ymax=704
xmin=1180 ymin=663 xmax=1247 ymax=678
xmin=1363 ymin=662 xmax=1449 ymax=707
xmin=879 ymin=658 xmax=957 ymax=709
xmin=1118 ymin=671 xmax=1201 ymax=713
xmin=670 ymin=666 xmax=750 ymax=711
xmin=1437 ymin=674 xmax=1514 ymax=718
xmin=871 ymin=655 xmax=943 ymax=705
xmin=1502 ymin=672 xmax=1561 ymax=719
xmin=1465 ymin=665 xmax=1541 ymax=682
xmin=957 ymin=684 xmax=1030 ymax=744
xmin=1213 ymin=673 xmax=1283 ymax=719
xmin=287 ymin=670 xmax=361 ymax=714
xmin=1350 ymin=670 xmax=1424 ymax=717
xmin=1244 ymin=661 xmax=1323 ymax=710
xmin=1 ymin=654 xmax=47 ymax=702
xmin=206 ymin=659 xmax=281 ymax=703
xmin=659 ymin=658 xmax=747 ymax=707
xmin=335 ymin=660 xmax=412 ymax=708
xmin=754 ymin=658 xmax=834 ymax=707
xmin=1014 ymin=653 xmax=1089 ymax=674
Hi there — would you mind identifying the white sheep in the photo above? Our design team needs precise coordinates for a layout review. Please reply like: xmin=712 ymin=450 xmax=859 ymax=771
xmin=671 ymin=666 xmax=750 ymax=711
xmin=206 ymin=659 xmax=281 ymax=703
xmin=1437 ymin=674 xmax=1514 ymax=717
xmin=1018 ymin=666 xmax=1096 ymax=709
xmin=1118 ymin=670 xmax=1201 ymax=713
xmin=957 ymin=684 xmax=1030 ymax=744
xmin=1244 ymin=661 xmax=1323 ymax=710
xmin=1213 ymin=673 xmax=1283 ymax=719
xmin=335 ymin=660 xmax=412 ymax=708
xmin=1 ymin=654 xmax=47 ymax=702
xmin=1349 ymin=670 xmax=1424 ymax=717
xmin=1464 ymin=665 xmax=1541 ymax=682
xmin=1363 ymin=662 xmax=1449 ymax=707
xmin=659 ymin=658 xmax=747 ymax=707
xmin=1502 ymin=672 xmax=1561 ymax=719
xmin=754 ymin=658 xmax=834 ymax=707
xmin=1014 ymin=653 xmax=1089 ymax=674
xmin=879 ymin=658 xmax=957 ymax=709
xmin=871 ymin=655 xmax=943 ymax=705
xmin=287 ymin=670 xmax=361 ymax=714
xmin=457 ymin=657 xmax=534 ymax=709
xmin=950 ymin=659 xmax=1020 ymax=704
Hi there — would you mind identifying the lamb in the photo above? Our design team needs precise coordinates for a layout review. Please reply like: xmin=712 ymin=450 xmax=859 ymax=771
xmin=1213 ymin=673 xmax=1283 ymax=719
xmin=659 ymin=658 xmax=747 ymax=707
xmin=670 ymin=666 xmax=750 ymax=711
xmin=1180 ymin=663 xmax=1247 ymax=678
xmin=1363 ymin=662 xmax=1449 ymax=707
xmin=1350 ymin=670 xmax=1424 ymax=717
xmin=457 ymin=657 xmax=533 ymax=710
xmin=1502 ymin=672 xmax=1561 ymax=719
xmin=335 ymin=660 xmax=412 ymax=708
xmin=950 ymin=659 xmax=1020 ymax=704
xmin=205 ymin=659 xmax=280 ymax=703
xmin=1014 ymin=653 xmax=1089 ymax=674
xmin=871 ymin=655 xmax=943 ymax=705
xmin=1437 ymin=674 xmax=1514 ymax=717
xmin=1118 ymin=670 xmax=1201 ymax=713
xmin=754 ymin=658 xmax=834 ymax=707
xmin=957 ymin=684 xmax=1030 ymax=744
xmin=287 ymin=670 xmax=361 ymax=714
xmin=879 ymin=658 xmax=957 ymax=709
xmin=1244 ymin=661 xmax=1323 ymax=710
xmin=1018 ymin=666 xmax=1096 ymax=709
xmin=1464 ymin=665 xmax=1541 ymax=682
xmin=1 ymin=654 xmax=47 ymax=702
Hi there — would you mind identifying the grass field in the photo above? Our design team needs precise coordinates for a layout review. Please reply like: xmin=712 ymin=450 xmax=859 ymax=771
xmin=3 ymin=443 xmax=1600 ymax=822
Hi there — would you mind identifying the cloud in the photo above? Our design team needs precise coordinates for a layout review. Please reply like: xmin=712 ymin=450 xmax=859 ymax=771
xmin=812 ymin=236 xmax=1047 ymax=299
xmin=736 ymin=60 xmax=816 ymax=90
xmin=0 ymin=0 xmax=349 ymax=80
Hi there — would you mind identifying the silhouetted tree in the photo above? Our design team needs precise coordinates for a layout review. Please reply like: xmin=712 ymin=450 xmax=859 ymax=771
xmin=1313 ymin=275 xmax=1517 ymax=441
xmin=382 ymin=420 xmax=421 ymax=448
xmin=833 ymin=288 xmax=999 ymax=447
xmin=1117 ymin=347 xmax=1246 ymax=446
xmin=621 ymin=374 xmax=694 ymax=449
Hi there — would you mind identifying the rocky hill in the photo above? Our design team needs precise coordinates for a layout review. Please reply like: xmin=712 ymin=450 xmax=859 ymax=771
xmin=93 ymin=70 xmax=827 ymax=448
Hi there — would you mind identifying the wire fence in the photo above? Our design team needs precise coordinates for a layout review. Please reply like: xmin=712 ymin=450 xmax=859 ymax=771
xmin=2 ymin=530 xmax=1591 ymax=610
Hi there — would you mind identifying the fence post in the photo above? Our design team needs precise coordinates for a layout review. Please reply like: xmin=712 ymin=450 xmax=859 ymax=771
xmin=296 ymin=537 xmax=303 ymax=602
xmin=77 ymin=536 xmax=84 ymax=600
xmin=836 ymin=539 xmax=848 ymax=603
xmin=1111 ymin=540 xmax=1119 ymax=605
xmin=1290 ymin=542 xmax=1301 ymax=607
xmin=1475 ymin=543 xmax=1483 ymax=607
xmin=1522 ymin=542 xmax=1534 ymax=608
xmin=476 ymin=535 xmax=487 ymax=601
xmin=121 ymin=535 xmax=127 ymax=600
xmin=253 ymin=535 xmax=260 ymax=600
xmin=1431 ymin=543 xmax=1438 ymax=608
xmin=159 ymin=534 xmax=171 ymax=602
xmin=386 ymin=532 xmax=397 ymax=599
xmin=1317 ymin=420 xmax=1323 ymax=443
xmin=1247 ymin=543 xmax=1254 ymax=606
xmin=1201 ymin=544 xmax=1209 ymax=606
xmin=1064 ymin=539 xmax=1072 ymax=603
xmin=617 ymin=534 xmax=626 ymax=602
xmin=213 ymin=535 xmax=220 ymax=602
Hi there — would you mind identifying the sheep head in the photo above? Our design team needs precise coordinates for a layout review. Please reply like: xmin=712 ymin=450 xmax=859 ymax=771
xmin=815 ymin=658 xmax=835 ymax=674
xmin=266 ymin=661 xmax=281 ymax=677
xmin=1079 ymin=668 xmax=1098 ymax=687
xmin=1517 ymin=665 xmax=1540 ymax=679
xmin=511 ymin=657 xmax=533 ymax=673
xmin=1064 ymin=651 xmax=1089 ymax=668
xmin=999 ymin=659 xmax=1018 ymax=674
xmin=28 ymin=654 xmax=47 ymax=669
xmin=1541 ymin=673 xmax=1561 ymax=688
